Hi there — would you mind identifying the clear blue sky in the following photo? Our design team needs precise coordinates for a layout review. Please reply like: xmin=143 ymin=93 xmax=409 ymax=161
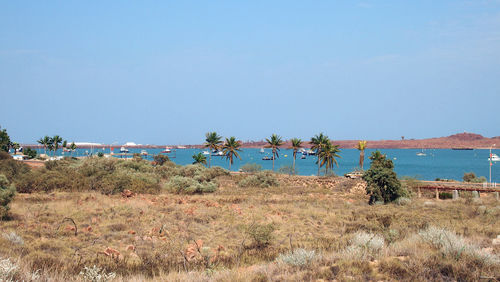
xmin=1 ymin=1 xmax=499 ymax=145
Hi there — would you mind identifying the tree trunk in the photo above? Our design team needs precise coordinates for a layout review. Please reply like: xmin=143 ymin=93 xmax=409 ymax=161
xmin=360 ymin=150 xmax=365 ymax=170
xmin=292 ymin=151 xmax=296 ymax=174
xmin=317 ymin=155 xmax=320 ymax=176
xmin=209 ymin=154 xmax=212 ymax=168
xmin=272 ymin=149 xmax=275 ymax=171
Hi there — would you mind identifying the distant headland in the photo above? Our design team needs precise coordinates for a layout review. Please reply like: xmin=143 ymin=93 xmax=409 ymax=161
xmin=23 ymin=132 xmax=499 ymax=149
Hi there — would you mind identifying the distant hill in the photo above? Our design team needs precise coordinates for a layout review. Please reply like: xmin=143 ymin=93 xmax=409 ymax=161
xmin=238 ymin=132 xmax=499 ymax=149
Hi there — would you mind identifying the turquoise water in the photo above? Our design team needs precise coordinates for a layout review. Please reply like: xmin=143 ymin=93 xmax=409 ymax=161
xmin=44 ymin=148 xmax=500 ymax=182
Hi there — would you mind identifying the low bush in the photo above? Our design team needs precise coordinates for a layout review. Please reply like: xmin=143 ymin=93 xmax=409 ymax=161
xmin=0 ymin=257 xmax=18 ymax=281
xmin=0 ymin=158 xmax=30 ymax=183
xmin=463 ymin=172 xmax=487 ymax=183
xmin=79 ymin=265 xmax=116 ymax=282
xmin=153 ymin=154 xmax=170 ymax=166
xmin=343 ymin=231 xmax=385 ymax=260
xmin=276 ymin=248 xmax=317 ymax=267
xmin=240 ymin=163 xmax=262 ymax=173
xmin=439 ymin=192 xmax=453 ymax=199
xmin=166 ymin=176 xmax=217 ymax=194
xmin=238 ymin=171 xmax=279 ymax=188
xmin=278 ymin=165 xmax=297 ymax=175
xmin=0 ymin=175 xmax=16 ymax=219
xmin=418 ymin=226 xmax=499 ymax=266
xmin=245 ymin=223 xmax=275 ymax=248
xmin=2 ymin=231 xmax=23 ymax=245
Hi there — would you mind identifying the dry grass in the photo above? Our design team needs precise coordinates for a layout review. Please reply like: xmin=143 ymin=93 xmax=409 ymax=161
xmin=0 ymin=175 xmax=498 ymax=281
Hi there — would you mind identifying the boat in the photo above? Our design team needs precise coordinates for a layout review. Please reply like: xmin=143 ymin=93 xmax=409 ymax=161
xmin=262 ymin=156 xmax=273 ymax=161
xmin=416 ymin=149 xmax=426 ymax=156
xmin=211 ymin=150 xmax=224 ymax=156
xmin=301 ymin=155 xmax=306 ymax=159
xmin=202 ymin=151 xmax=210 ymax=155
xmin=161 ymin=147 xmax=172 ymax=153
xmin=176 ymin=145 xmax=187 ymax=149
xmin=260 ymin=148 xmax=265 ymax=154
xmin=140 ymin=150 xmax=148 ymax=155
xmin=307 ymin=149 xmax=316 ymax=156
xmin=452 ymin=147 xmax=473 ymax=150
xmin=489 ymin=154 xmax=500 ymax=162
xmin=120 ymin=147 xmax=129 ymax=153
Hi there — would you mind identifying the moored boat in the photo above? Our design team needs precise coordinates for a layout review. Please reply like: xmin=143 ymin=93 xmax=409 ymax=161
xmin=488 ymin=154 xmax=500 ymax=162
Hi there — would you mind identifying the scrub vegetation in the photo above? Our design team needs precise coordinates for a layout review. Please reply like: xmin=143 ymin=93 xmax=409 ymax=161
xmin=0 ymin=154 xmax=498 ymax=281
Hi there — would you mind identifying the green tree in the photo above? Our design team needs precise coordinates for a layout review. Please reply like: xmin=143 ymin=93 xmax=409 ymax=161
xmin=24 ymin=148 xmax=37 ymax=159
xmin=289 ymin=138 xmax=302 ymax=175
xmin=192 ymin=152 xmax=208 ymax=165
xmin=0 ymin=126 xmax=11 ymax=153
xmin=153 ymin=154 xmax=170 ymax=166
xmin=357 ymin=140 xmax=367 ymax=170
xmin=0 ymin=174 xmax=16 ymax=219
xmin=204 ymin=132 xmax=223 ymax=168
xmin=62 ymin=140 xmax=68 ymax=149
xmin=363 ymin=151 xmax=407 ymax=204
xmin=310 ymin=133 xmax=330 ymax=176
xmin=318 ymin=142 xmax=341 ymax=175
xmin=222 ymin=136 xmax=242 ymax=171
xmin=50 ymin=135 xmax=63 ymax=157
xmin=265 ymin=134 xmax=284 ymax=171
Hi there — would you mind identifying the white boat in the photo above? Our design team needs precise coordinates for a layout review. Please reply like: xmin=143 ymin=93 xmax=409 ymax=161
xmin=120 ymin=147 xmax=129 ymax=153
xmin=212 ymin=150 xmax=224 ymax=156
xmin=489 ymin=154 xmax=500 ymax=162
xmin=161 ymin=147 xmax=172 ymax=153
xmin=177 ymin=145 xmax=187 ymax=149
xmin=202 ymin=151 xmax=210 ymax=155
xmin=140 ymin=150 xmax=148 ymax=155
xmin=307 ymin=149 xmax=316 ymax=156
xmin=260 ymin=148 xmax=265 ymax=153
xmin=416 ymin=149 xmax=426 ymax=156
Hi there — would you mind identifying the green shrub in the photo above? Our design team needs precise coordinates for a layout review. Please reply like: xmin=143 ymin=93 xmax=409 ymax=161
xmin=166 ymin=176 xmax=217 ymax=194
xmin=240 ymin=163 xmax=262 ymax=173
xmin=463 ymin=172 xmax=486 ymax=183
xmin=439 ymin=192 xmax=453 ymax=199
xmin=0 ymin=174 xmax=16 ymax=219
xmin=363 ymin=151 xmax=408 ymax=204
xmin=0 ymin=158 xmax=30 ymax=183
xmin=23 ymin=148 xmax=37 ymax=159
xmin=238 ymin=171 xmax=279 ymax=188
xmin=278 ymin=165 xmax=297 ymax=175
xmin=153 ymin=154 xmax=170 ymax=166
xmin=245 ymin=223 xmax=275 ymax=248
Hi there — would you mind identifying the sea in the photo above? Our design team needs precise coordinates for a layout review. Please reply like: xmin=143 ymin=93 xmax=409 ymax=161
xmin=43 ymin=147 xmax=500 ymax=183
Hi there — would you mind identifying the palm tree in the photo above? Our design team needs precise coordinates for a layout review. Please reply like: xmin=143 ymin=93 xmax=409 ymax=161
xmin=221 ymin=136 xmax=242 ymax=171
xmin=265 ymin=134 xmax=284 ymax=171
xmin=357 ymin=140 xmax=367 ymax=170
xmin=204 ymin=132 xmax=223 ymax=168
xmin=69 ymin=142 xmax=77 ymax=157
xmin=192 ymin=152 xmax=207 ymax=165
xmin=37 ymin=136 xmax=51 ymax=155
xmin=289 ymin=138 xmax=302 ymax=174
xmin=310 ymin=133 xmax=330 ymax=176
xmin=318 ymin=142 xmax=341 ymax=175
xmin=51 ymin=135 xmax=63 ymax=157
